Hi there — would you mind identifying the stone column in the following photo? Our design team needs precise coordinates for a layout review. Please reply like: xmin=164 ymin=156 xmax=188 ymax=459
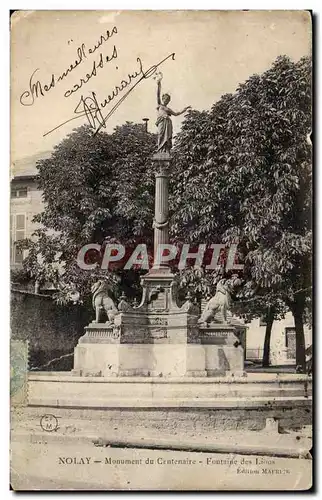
xmin=152 ymin=153 xmax=171 ymax=271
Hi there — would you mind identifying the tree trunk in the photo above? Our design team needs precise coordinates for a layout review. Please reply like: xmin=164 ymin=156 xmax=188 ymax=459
xmin=262 ymin=307 xmax=274 ymax=367
xmin=292 ymin=306 xmax=306 ymax=373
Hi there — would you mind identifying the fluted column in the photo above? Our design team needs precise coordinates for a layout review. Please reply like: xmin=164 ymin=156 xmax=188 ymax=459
xmin=152 ymin=153 xmax=171 ymax=270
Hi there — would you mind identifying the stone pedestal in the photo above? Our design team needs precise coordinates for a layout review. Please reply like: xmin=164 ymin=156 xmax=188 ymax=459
xmin=73 ymin=276 xmax=207 ymax=377
xmin=73 ymin=259 xmax=207 ymax=377
xmin=199 ymin=324 xmax=245 ymax=376
xmin=73 ymin=150 xmax=245 ymax=378
xmin=74 ymin=343 xmax=206 ymax=378
xmin=73 ymin=303 xmax=246 ymax=378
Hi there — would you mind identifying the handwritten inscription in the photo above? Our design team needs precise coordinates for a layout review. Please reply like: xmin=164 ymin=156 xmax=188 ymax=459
xmin=64 ymin=45 xmax=118 ymax=97
xmin=18 ymin=23 xmax=176 ymax=138
xmin=19 ymin=26 xmax=118 ymax=106
xmin=44 ymin=52 xmax=176 ymax=137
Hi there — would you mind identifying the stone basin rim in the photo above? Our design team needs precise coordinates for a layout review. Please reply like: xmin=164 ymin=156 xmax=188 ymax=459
xmin=28 ymin=372 xmax=312 ymax=384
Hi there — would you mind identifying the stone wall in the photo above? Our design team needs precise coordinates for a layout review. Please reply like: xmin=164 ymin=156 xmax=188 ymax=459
xmin=11 ymin=289 xmax=91 ymax=370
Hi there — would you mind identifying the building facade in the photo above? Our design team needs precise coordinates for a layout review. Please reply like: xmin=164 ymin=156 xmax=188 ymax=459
xmin=245 ymin=312 xmax=312 ymax=366
xmin=10 ymin=152 xmax=50 ymax=268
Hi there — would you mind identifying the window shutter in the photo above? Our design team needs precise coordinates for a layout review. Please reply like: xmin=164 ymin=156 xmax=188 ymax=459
xmin=16 ymin=214 xmax=25 ymax=230
xmin=14 ymin=214 xmax=25 ymax=263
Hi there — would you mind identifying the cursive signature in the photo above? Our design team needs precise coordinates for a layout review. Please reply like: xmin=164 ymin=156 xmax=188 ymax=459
xmin=43 ymin=52 xmax=176 ymax=137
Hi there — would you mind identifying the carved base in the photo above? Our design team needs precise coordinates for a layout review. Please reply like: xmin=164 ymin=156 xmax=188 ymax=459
xmin=75 ymin=272 xmax=245 ymax=378
xmin=78 ymin=323 xmax=121 ymax=344
xmin=74 ymin=313 xmax=245 ymax=378
xmin=73 ymin=343 xmax=207 ymax=378
xmin=199 ymin=324 xmax=242 ymax=346
xmin=199 ymin=324 xmax=245 ymax=375
xmin=204 ymin=346 xmax=244 ymax=376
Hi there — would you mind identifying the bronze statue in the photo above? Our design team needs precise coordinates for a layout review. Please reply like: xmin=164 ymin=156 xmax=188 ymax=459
xmin=91 ymin=280 xmax=118 ymax=324
xmin=155 ymin=72 xmax=191 ymax=153
xmin=198 ymin=275 xmax=242 ymax=325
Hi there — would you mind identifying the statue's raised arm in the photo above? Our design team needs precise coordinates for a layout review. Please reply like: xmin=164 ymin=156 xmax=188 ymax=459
xmin=154 ymin=72 xmax=191 ymax=154
xmin=156 ymin=73 xmax=162 ymax=106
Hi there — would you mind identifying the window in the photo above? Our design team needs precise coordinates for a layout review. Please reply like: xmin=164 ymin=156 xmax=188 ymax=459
xmin=11 ymin=187 xmax=28 ymax=198
xmin=285 ymin=327 xmax=296 ymax=359
xmin=10 ymin=213 xmax=26 ymax=264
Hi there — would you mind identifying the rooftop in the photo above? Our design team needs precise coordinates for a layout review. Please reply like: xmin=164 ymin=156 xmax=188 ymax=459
xmin=11 ymin=151 xmax=52 ymax=179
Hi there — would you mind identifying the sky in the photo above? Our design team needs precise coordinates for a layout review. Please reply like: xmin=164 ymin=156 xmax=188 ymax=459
xmin=11 ymin=10 xmax=311 ymax=163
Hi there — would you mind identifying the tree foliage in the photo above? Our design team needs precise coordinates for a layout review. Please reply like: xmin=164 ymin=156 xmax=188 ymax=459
xmin=20 ymin=123 xmax=157 ymax=302
xmin=171 ymin=55 xmax=312 ymax=369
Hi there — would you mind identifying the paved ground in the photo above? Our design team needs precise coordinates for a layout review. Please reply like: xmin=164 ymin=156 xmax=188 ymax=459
xmin=10 ymin=406 xmax=312 ymax=491
xmin=11 ymin=406 xmax=312 ymax=453
xmin=10 ymin=439 xmax=312 ymax=491
xmin=245 ymin=364 xmax=297 ymax=373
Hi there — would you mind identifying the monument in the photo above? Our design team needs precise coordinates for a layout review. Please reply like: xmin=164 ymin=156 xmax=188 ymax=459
xmin=73 ymin=73 xmax=245 ymax=378
xmin=24 ymin=73 xmax=311 ymax=452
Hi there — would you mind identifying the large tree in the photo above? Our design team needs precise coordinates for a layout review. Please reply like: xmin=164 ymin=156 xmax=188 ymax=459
xmin=19 ymin=123 xmax=157 ymax=303
xmin=18 ymin=56 xmax=312 ymax=371
xmin=171 ymin=55 xmax=312 ymax=371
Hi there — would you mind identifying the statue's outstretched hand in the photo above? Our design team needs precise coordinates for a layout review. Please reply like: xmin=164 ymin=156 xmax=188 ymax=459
xmin=154 ymin=71 xmax=163 ymax=83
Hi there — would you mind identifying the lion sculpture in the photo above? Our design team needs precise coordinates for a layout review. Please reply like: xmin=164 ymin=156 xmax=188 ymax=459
xmin=198 ymin=275 xmax=242 ymax=325
xmin=91 ymin=280 xmax=118 ymax=324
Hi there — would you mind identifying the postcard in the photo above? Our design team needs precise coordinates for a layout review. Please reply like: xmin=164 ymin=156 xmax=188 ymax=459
xmin=10 ymin=10 xmax=312 ymax=490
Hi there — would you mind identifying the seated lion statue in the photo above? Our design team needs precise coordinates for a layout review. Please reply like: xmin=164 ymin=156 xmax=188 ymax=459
xmin=91 ymin=280 xmax=118 ymax=324
xmin=198 ymin=275 xmax=242 ymax=325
